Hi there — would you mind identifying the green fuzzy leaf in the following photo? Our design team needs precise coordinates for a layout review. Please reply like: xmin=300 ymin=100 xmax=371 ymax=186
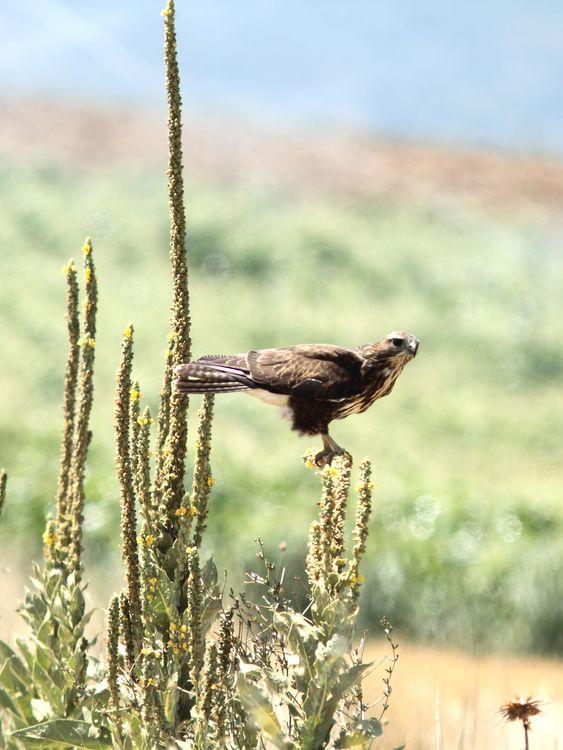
xmin=11 ymin=719 xmax=112 ymax=748
xmin=0 ymin=686 xmax=22 ymax=717
xmin=237 ymin=674 xmax=289 ymax=750
xmin=0 ymin=656 xmax=28 ymax=695
xmin=31 ymin=662 xmax=65 ymax=714
xmin=0 ymin=642 xmax=31 ymax=688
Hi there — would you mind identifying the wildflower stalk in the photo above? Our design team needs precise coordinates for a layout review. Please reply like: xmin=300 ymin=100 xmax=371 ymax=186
xmin=186 ymin=549 xmax=204 ymax=688
xmin=119 ymin=593 xmax=136 ymax=675
xmin=135 ymin=406 xmax=153 ymax=527
xmin=198 ymin=640 xmax=218 ymax=722
xmin=115 ymin=325 xmax=142 ymax=650
xmin=106 ymin=595 xmax=121 ymax=714
xmin=55 ymin=260 xmax=79 ymax=531
xmin=349 ymin=459 xmax=373 ymax=598
xmin=306 ymin=521 xmax=323 ymax=585
xmin=130 ymin=379 xmax=142 ymax=487
xmin=67 ymin=239 xmax=98 ymax=573
xmin=331 ymin=455 xmax=352 ymax=559
xmin=159 ymin=0 xmax=191 ymax=523
xmin=176 ymin=394 xmax=215 ymax=569
xmin=191 ymin=395 xmax=215 ymax=548
xmin=154 ymin=348 xmax=172 ymax=505
xmin=0 ymin=469 xmax=6 ymax=520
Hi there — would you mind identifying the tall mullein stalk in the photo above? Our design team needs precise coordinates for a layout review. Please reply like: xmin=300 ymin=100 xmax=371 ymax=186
xmin=153 ymin=348 xmax=172 ymax=507
xmin=349 ymin=459 xmax=373 ymax=599
xmin=197 ymin=640 xmax=218 ymax=723
xmin=159 ymin=0 xmax=191 ymax=526
xmin=68 ymin=239 xmax=98 ymax=574
xmin=115 ymin=325 xmax=142 ymax=650
xmin=213 ymin=608 xmax=235 ymax=739
xmin=176 ymin=394 xmax=215 ymax=571
xmin=106 ymin=595 xmax=121 ymax=715
xmin=130 ymin=379 xmax=142 ymax=484
xmin=55 ymin=260 xmax=79 ymax=533
xmin=318 ymin=466 xmax=337 ymax=571
xmin=0 ymin=469 xmax=6 ymax=520
xmin=305 ymin=521 xmax=323 ymax=585
xmin=187 ymin=549 xmax=204 ymax=676
xmin=134 ymin=406 xmax=153 ymax=527
xmin=119 ymin=593 xmax=136 ymax=675
xmin=191 ymin=395 xmax=215 ymax=548
xmin=331 ymin=456 xmax=352 ymax=560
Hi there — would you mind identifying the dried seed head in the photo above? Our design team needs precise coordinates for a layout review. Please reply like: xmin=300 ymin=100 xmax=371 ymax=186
xmin=500 ymin=696 xmax=542 ymax=727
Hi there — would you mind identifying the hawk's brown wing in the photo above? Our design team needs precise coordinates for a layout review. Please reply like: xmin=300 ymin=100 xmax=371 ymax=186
xmin=245 ymin=344 xmax=366 ymax=401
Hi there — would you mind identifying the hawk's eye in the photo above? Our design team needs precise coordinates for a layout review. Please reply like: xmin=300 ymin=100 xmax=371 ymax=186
xmin=390 ymin=338 xmax=403 ymax=347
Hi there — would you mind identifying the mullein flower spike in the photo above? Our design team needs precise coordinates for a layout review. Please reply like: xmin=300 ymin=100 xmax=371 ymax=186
xmin=55 ymin=260 xmax=79 ymax=539
xmin=115 ymin=326 xmax=142 ymax=649
xmin=106 ymin=595 xmax=121 ymax=714
xmin=119 ymin=593 xmax=136 ymax=675
xmin=159 ymin=0 xmax=191 ymax=521
xmin=67 ymin=240 xmax=98 ymax=574
xmin=0 ymin=469 xmax=7 ymax=520
xmin=349 ymin=459 xmax=373 ymax=598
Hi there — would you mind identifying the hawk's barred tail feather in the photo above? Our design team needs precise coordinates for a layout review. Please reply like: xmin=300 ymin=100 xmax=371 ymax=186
xmin=175 ymin=382 xmax=250 ymax=394
xmin=173 ymin=362 xmax=253 ymax=395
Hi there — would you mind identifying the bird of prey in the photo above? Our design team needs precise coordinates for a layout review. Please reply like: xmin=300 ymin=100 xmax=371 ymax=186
xmin=174 ymin=331 xmax=419 ymax=465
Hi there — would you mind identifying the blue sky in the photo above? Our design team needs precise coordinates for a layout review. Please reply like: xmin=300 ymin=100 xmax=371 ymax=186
xmin=1 ymin=0 xmax=562 ymax=153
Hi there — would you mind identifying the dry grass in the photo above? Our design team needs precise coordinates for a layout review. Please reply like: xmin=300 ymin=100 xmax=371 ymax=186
xmin=365 ymin=639 xmax=563 ymax=749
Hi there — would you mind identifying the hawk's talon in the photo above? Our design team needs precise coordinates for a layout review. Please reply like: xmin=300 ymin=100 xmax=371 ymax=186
xmin=314 ymin=449 xmax=336 ymax=468
xmin=313 ymin=447 xmax=353 ymax=468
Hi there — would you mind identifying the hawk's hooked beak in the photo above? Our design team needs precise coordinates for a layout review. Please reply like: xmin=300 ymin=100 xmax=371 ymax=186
xmin=408 ymin=339 xmax=420 ymax=356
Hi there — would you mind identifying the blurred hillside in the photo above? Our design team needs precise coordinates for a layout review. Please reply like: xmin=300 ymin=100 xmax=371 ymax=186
xmin=0 ymin=102 xmax=562 ymax=655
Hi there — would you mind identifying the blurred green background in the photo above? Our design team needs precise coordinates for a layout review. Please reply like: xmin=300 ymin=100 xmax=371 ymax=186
xmin=1 ymin=110 xmax=562 ymax=653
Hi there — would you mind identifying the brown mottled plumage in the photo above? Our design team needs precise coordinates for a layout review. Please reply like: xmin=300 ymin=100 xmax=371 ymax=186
xmin=174 ymin=331 xmax=419 ymax=465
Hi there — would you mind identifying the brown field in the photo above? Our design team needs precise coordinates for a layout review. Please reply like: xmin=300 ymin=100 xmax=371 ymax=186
xmin=365 ymin=640 xmax=563 ymax=749
xmin=2 ymin=98 xmax=563 ymax=214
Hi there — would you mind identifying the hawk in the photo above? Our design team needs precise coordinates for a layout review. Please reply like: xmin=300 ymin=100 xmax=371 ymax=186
xmin=174 ymin=331 xmax=419 ymax=465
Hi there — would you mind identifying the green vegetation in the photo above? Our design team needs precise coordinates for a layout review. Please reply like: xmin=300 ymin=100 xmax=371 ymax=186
xmin=1 ymin=141 xmax=562 ymax=653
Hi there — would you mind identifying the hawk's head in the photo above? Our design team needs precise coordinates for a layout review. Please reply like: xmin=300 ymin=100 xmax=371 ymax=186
xmin=383 ymin=331 xmax=420 ymax=360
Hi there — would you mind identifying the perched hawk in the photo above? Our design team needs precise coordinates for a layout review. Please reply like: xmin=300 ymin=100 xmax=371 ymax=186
xmin=174 ymin=331 xmax=419 ymax=465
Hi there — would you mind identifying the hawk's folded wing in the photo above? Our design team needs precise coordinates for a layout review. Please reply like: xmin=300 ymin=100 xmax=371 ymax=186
xmin=245 ymin=344 xmax=365 ymax=401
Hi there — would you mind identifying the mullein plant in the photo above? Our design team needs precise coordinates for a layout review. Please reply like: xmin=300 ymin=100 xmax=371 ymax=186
xmin=0 ymin=243 xmax=109 ymax=749
xmin=233 ymin=457 xmax=389 ymax=749
xmin=0 ymin=2 xmax=396 ymax=748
